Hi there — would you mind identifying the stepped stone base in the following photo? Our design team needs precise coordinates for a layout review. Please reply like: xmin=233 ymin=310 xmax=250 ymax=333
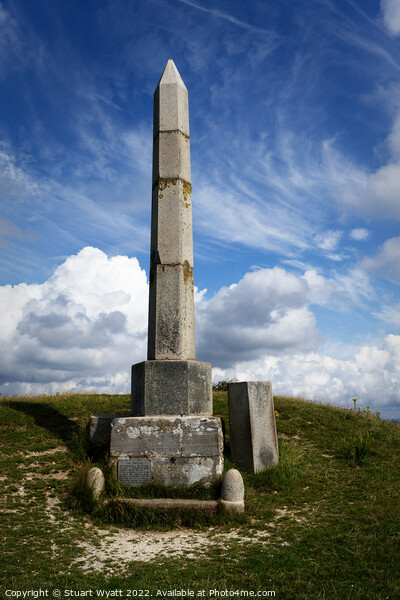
xmin=90 ymin=414 xmax=130 ymax=448
xmin=110 ymin=415 xmax=223 ymax=487
xmin=131 ymin=360 xmax=212 ymax=416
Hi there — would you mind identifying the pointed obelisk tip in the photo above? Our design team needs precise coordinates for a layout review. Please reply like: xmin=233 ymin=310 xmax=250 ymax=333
xmin=158 ymin=59 xmax=187 ymax=90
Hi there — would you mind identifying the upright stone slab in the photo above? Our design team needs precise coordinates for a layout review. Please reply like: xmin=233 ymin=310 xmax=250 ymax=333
xmin=228 ymin=381 xmax=279 ymax=473
xmin=131 ymin=59 xmax=212 ymax=417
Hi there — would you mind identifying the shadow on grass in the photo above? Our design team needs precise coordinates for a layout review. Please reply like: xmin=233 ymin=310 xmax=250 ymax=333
xmin=5 ymin=400 xmax=88 ymax=458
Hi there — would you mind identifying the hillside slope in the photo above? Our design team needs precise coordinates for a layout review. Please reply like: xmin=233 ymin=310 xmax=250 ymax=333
xmin=1 ymin=392 xmax=399 ymax=599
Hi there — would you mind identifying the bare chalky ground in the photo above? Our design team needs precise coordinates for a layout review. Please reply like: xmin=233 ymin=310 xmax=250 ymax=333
xmin=4 ymin=454 xmax=297 ymax=577
xmin=41 ymin=491 xmax=294 ymax=574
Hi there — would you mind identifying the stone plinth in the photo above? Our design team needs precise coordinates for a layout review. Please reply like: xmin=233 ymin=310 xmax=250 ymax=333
xmin=131 ymin=360 xmax=212 ymax=416
xmin=228 ymin=381 xmax=279 ymax=473
xmin=110 ymin=416 xmax=223 ymax=487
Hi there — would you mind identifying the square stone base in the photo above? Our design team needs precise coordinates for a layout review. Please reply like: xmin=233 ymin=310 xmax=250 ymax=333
xmin=131 ymin=360 xmax=212 ymax=416
xmin=110 ymin=416 xmax=223 ymax=487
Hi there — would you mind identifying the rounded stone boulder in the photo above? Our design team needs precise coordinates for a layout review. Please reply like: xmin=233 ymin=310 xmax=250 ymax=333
xmin=220 ymin=468 xmax=245 ymax=513
xmin=86 ymin=466 xmax=105 ymax=501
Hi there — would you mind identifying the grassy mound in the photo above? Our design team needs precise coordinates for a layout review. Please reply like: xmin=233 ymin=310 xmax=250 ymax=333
xmin=1 ymin=392 xmax=399 ymax=598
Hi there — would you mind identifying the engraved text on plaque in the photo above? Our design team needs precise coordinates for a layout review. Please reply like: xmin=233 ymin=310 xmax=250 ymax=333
xmin=118 ymin=459 xmax=151 ymax=486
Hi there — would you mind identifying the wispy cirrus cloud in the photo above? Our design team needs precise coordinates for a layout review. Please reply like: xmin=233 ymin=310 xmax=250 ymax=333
xmin=0 ymin=137 xmax=151 ymax=284
xmin=176 ymin=0 xmax=277 ymax=34
xmin=192 ymin=126 xmax=370 ymax=260
xmin=0 ymin=218 xmax=34 ymax=246
xmin=0 ymin=2 xmax=34 ymax=78
xmin=194 ymin=181 xmax=313 ymax=257
xmin=375 ymin=303 xmax=400 ymax=327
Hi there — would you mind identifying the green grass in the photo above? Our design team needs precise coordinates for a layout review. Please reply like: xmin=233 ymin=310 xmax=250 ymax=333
xmin=1 ymin=392 xmax=399 ymax=599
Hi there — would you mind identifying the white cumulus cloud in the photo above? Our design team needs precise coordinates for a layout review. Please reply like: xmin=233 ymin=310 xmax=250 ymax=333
xmin=2 ymin=258 xmax=329 ymax=393
xmin=213 ymin=335 xmax=400 ymax=415
xmin=1 ymin=249 xmax=398 ymax=417
xmin=335 ymin=110 xmax=400 ymax=221
xmin=350 ymin=228 xmax=370 ymax=241
xmin=386 ymin=114 xmax=400 ymax=157
xmin=365 ymin=162 xmax=400 ymax=219
xmin=196 ymin=267 xmax=325 ymax=367
xmin=338 ymin=161 xmax=400 ymax=221
xmin=0 ymin=247 xmax=148 ymax=395
xmin=381 ymin=0 xmax=400 ymax=36
xmin=314 ymin=230 xmax=343 ymax=252
xmin=362 ymin=236 xmax=400 ymax=280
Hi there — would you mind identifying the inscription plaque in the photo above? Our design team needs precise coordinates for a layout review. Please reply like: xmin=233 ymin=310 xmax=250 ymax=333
xmin=118 ymin=459 xmax=151 ymax=486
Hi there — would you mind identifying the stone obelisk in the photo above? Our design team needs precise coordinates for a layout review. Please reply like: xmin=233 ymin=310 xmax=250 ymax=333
xmin=148 ymin=59 xmax=195 ymax=362
xmin=131 ymin=60 xmax=212 ymax=417
xmin=109 ymin=61 xmax=223 ymax=487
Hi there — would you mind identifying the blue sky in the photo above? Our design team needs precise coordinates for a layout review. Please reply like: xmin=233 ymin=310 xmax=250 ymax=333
xmin=1 ymin=0 xmax=400 ymax=418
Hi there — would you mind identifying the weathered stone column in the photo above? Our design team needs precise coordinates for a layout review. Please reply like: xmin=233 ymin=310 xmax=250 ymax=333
xmin=148 ymin=59 xmax=195 ymax=361
xmin=131 ymin=60 xmax=212 ymax=417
